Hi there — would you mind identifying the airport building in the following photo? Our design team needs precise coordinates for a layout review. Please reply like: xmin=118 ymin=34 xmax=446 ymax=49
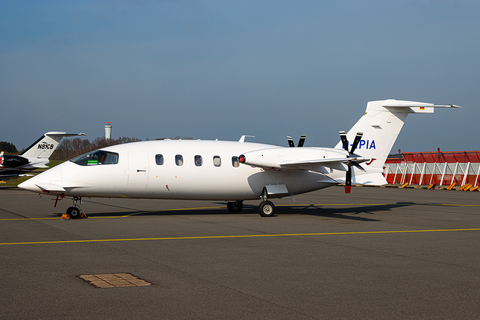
xmin=384 ymin=150 xmax=480 ymax=190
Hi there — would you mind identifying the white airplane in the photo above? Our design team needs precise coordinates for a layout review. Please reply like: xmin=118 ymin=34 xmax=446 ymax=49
xmin=19 ymin=100 xmax=459 ymax=218
xmin=1 ymin=132 xmax=86 ymax=181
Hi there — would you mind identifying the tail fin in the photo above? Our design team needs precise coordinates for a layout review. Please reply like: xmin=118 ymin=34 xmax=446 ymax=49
xmin=20 ymin=132 xmax=86 ymax=159
xmin=335 ymin=99 xmax=460 ymax=170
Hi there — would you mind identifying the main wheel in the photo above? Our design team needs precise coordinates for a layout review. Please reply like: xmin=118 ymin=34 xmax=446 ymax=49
xmin=67 ymin=206 xmax=81 ymax=219
xmin=259 ymin=201 xmax=275 ymax=217
xmin=227 ymin=201 xmax=243 ymax=213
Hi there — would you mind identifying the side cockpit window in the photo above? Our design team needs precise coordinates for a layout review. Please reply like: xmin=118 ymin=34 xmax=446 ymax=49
xmin=70 ymin=151 xmax=119 ymax=166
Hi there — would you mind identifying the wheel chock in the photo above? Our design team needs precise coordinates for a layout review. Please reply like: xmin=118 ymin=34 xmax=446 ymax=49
xmin=447 ymin=182 xmax=456 ymax=190
xmin=463 ymin=184 xmax=473 ymax=191
xmin=427 ymin=184 xmax=436 ymax=190
xmin=400 ymin=183 xmax=409 ymax=189
xmin=470 ymin=186 xmax=479 ymax=191
xmin=61 ymin=212 xmax=87 ymax=219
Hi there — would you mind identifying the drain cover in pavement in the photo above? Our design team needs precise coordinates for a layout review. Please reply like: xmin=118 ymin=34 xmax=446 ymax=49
xmin=78 ymin=273 xmax=153 ymax=288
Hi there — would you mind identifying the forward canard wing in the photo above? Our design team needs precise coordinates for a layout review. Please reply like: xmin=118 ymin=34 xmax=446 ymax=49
xmin=34 ymin=182 xmax=66 ymax=193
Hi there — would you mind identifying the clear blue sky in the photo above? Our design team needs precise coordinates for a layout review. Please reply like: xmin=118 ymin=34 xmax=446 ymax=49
xmin=1 ymin=0 xmax=478 ymax=152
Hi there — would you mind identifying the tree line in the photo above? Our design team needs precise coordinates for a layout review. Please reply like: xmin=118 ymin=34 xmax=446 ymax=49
xmin=50 ymin=136 xmax=193 ymax=161
xmin=50 ymin=137 xmax=141 ymax=161
xmin=1 ymin=136 xmax=193 ymax=160
xmin=0 ymin=141 xmax=18 ymax=154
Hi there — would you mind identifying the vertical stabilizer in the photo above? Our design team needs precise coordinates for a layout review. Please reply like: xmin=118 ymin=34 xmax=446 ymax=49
xmin=335 ymin=99 xmax=460 ymax=170
xmin=20 ymin=132 xmax=86 ymax=159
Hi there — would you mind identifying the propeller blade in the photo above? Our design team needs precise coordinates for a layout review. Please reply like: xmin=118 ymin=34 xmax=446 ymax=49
xmin=351 ymin=160 xmax=366 ymax=172
xmin=345 ymin=167 xmax=352 ymax=193
xmin=287 ymin=136 xmax=294 ymax=147
xmin=297 ymin=135 xmax=306 ymax=147
xmin=339 ymin=131 xmax=348 ymax=152
xmin=350 ymin=132 xmax=363 ymax=154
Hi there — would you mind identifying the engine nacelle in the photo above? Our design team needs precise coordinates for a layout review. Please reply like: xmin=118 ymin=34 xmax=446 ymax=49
xmin=0 ymin=155 xmax=29 ymax=168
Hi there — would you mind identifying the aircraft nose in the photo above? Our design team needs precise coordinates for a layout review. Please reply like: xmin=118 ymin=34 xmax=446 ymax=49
xmin=18 ymin=163 xmax=63 ymax=194
xmin=18 ymin=179 xmax=41 ymax=193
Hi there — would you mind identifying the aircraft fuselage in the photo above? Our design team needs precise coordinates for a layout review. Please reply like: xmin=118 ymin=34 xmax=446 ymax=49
xmin=23 ymin=140 xmax=341 ymax=201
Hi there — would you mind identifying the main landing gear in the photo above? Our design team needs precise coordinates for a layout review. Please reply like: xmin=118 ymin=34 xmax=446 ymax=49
xmin=63 ymin=197 xmax=87 ymax=219
xmin=227 ymin=189 xmax=276 ymax=217
xmin=258 ymin=188 xmax=275 ymax=217
xmin=227 ymin=200 xmax=243 ymax=213
xmin=258 ymin=200 xmax=275 ymax=217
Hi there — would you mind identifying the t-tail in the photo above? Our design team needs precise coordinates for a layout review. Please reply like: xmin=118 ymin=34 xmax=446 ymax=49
xmin=20 ymin=132 xmax=86 ymax=166
xmin=335 ymin=99 xmax=460 ymax=185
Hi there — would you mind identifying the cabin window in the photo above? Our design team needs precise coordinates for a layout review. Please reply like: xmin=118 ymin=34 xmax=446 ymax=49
xmin=195 ymin=155 xmax=202 ymax=167
xmin=232 ymin=156 xmax=239 ymax=167
xmin=155 ymin=154 xmax=164 ymax=165
xmin=70 ymin=151 xmax=119 ymax=166
xmin=175 ymin=155 xmax=183 ymax=166
xmin=213 ymin=156 xmax=221 ymax=167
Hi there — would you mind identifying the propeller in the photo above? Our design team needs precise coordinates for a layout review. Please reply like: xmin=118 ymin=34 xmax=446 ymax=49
xmin=287 ymin=135 xmax=306 ymax=147
xmin=339 ymin=131 xmax=365 ymax=193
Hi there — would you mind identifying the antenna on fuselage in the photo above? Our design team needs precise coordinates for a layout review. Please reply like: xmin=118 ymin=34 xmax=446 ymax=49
xmin=239 ymin=135 xmax=255 ymax=143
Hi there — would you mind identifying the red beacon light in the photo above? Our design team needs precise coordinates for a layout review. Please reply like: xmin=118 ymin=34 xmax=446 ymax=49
xmin=239 ymin=155 xmax=246 ymax=163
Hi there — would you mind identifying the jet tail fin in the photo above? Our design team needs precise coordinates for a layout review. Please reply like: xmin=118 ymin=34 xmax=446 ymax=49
xmin=20 ymin=132 xmax=86 ymax=159
xmin=335 ymin=99 xmax=460 ymax=171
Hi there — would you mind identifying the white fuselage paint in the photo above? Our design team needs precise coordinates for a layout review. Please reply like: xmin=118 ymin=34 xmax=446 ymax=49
xmin=21 ymin=140 xmax=340 ymax=201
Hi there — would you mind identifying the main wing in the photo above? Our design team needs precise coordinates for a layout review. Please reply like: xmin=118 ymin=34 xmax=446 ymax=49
xmin=239 ymin=147 xmax=369 ymax=173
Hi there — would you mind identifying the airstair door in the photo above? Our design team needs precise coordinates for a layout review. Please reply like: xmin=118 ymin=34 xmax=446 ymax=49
xmin=126 ymin=151 xmax=149 ymax=192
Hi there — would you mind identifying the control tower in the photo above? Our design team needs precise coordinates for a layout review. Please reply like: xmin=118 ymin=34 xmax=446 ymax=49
xmin=105 ymin=122 xmax=112 ymax=140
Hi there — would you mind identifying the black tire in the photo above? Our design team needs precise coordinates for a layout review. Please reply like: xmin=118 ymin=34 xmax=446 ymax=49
xmin=259 ymin=201 xmax=275 ymax=217
xmin=67 ymin=206 xmax=81 ymax=219
xmin=227 ymin=201 xmax=243 ymax=213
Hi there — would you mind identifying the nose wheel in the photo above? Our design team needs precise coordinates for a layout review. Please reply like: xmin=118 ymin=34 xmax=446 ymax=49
xmin=63 ymin=197 xmax=86 ymax=219
xmin=67 ymin=206 xmax=82 ymax=219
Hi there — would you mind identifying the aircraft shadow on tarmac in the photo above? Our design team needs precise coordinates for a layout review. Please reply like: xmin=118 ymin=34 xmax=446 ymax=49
xmin=56 ymin=201 xmax=417 ymax=222
xmin=272 ymin=202 xmax=417 ymax=221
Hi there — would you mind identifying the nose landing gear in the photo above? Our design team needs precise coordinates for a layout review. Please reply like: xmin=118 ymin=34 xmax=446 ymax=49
xmin=62 ymin=197 xmax=87 ymax=219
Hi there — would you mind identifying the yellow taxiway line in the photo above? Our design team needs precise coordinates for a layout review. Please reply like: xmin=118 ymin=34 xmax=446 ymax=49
xmin=2 ymin=228 xmax=480 ymax=246
xmin=1 ymin=202 xmax=479 ymax=221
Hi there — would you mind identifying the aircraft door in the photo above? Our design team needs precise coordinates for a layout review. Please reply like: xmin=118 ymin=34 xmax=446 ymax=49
xmin=126 ymin=151 xmax=149 ymax=192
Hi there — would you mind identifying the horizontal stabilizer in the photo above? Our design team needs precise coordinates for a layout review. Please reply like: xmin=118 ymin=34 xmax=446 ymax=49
xmin=383 ymin=102 xmax=461 ymax=114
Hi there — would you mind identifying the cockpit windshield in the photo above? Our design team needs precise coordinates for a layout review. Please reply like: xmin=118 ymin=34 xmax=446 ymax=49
xmin=70 ymin=150 xmax=119 ymax=166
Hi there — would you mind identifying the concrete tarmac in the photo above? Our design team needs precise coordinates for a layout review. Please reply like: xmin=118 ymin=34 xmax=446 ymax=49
xmin=1 ymin=186 xmax=480 ymax=319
